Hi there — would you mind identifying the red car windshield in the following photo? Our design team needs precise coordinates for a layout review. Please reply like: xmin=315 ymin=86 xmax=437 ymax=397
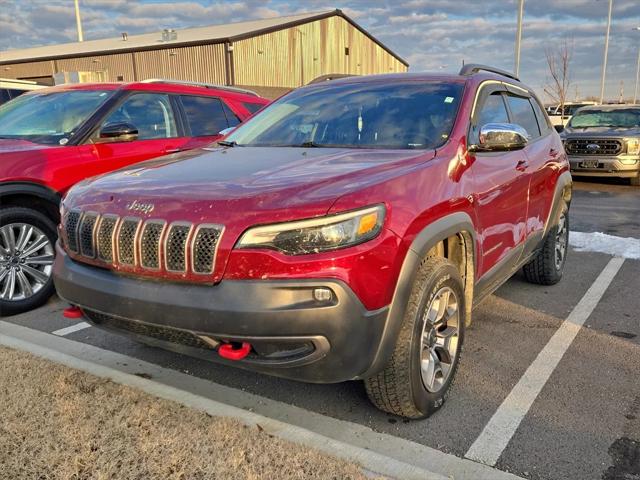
xmin=225 ymin=81 xmax=464 ymax=150
xmin=0 ymin=89 xmax=113 ymax=145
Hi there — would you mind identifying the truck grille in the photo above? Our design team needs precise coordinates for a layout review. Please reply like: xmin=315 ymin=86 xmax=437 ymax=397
xmin=62 ymin=210 xmax=223 ymax=277
xmin=565 ymin=138 xmax=622 ymax=156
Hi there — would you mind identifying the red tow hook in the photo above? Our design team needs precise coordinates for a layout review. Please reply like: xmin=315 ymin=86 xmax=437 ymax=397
xmin=63 ymin=305 xmax=83 ymax=319
xmin=218 ymin=342 xmax=251 ymax=361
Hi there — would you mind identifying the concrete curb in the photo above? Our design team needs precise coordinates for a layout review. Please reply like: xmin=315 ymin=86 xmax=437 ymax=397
xmin=0 ymin=320 xmax=523 ymax=480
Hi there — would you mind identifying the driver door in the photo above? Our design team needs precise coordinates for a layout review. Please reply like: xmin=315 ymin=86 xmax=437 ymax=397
xmin=80 ymin=92 xmax=191 ymax=174
xmin=470 ymin=89 xmax=531 ymax=279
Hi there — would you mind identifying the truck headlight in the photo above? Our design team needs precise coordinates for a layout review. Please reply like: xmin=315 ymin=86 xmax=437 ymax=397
xmin=237 ymin=205 xmax=385 ymax=255
xmin=625 ymin=138 xmax=640 ymax=155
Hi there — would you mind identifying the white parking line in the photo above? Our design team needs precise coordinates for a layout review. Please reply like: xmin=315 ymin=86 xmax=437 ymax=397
xmin=465 ymin=256 xmax=625 ymax=466
xmin=52 ymin=321 xmax=92 ymax=337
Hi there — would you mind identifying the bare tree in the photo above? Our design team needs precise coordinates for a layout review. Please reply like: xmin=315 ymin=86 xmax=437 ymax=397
xmin=544 ymin=39 xmax=573 ymax=115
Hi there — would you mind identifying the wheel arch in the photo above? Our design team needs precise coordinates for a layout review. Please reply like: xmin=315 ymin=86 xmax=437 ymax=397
xmin=0 ymin=182 xmax=62 ymax=223
xmin=361 ymin=212 xmax=477 ymax=378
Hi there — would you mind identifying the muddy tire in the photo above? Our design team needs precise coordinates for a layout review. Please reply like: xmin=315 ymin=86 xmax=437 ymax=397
xmin=523 ymin=208 xmax=569 ymax=286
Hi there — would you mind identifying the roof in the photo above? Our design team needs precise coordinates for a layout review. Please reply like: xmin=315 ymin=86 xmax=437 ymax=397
xmin=0 ymin=9 xmax=408 ymax=67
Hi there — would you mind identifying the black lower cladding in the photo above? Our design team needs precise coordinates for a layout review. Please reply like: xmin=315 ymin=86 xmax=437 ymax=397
xmin=53 ymin=244 xmax=390 ymax=383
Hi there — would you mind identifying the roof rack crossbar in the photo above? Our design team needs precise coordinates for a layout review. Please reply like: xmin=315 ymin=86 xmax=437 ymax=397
xmin=140 ymin=78 xmax=259 ymax=97
xmin=458 ymin=64 xmax=519 ymax=82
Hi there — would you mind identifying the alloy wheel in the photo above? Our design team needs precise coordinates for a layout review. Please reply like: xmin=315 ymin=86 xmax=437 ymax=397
xmin=420 ymin=286 xmax=460 ymax=393
xmin=554 ymin=213 xmax=568 ymax=270
xmin=0 ymin=223 xmax=54 ymax=302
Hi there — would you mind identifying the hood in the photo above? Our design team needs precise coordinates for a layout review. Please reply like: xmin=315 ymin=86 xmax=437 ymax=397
xmin=0 ymin=138 xmax=52 ymax=153
xmin=65 ymin=146 xmax=433 ymax=223
xmin=562 ymin=126 xmax=640 ymax=138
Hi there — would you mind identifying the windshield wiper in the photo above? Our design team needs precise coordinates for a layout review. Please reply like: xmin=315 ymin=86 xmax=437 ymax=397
xmin=298 ymin=141 xmax=322 ymax=148
xmin=217 ymin=140 xmax=237 ymax=147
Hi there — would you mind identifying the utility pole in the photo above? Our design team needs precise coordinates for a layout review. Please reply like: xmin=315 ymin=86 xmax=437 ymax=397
xmin=634 ymin=27 xmax=640 ymax=104
xmin=599 ymin=0 xmax=613 ymax=104
xmin=74 ymin=0 xmax=84 ymax=42
xmin=514 ymin=0 xmax=525 ymax=76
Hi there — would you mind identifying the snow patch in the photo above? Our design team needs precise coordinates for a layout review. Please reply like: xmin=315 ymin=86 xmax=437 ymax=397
xmin=569 ymin=231 xmax=640 ymax=260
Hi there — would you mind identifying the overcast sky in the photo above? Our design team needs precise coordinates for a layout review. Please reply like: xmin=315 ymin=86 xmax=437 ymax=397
xmin=2 ymin=0 xmax=640 ymax=101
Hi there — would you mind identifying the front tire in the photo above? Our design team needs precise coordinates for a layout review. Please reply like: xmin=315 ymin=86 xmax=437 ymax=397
xmin=0 ymin=207 xmax=57 ymax=316
xmin=364 ymin=256 xmax=466 ymax=419
xmin=523 ymin=208 xmax=569 ymax=285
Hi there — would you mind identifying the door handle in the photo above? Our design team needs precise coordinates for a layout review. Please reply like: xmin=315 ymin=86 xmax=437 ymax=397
xmin=164 ymin=148 xmax=182 ymax=154
xmin=516 ymin=160 xmax=529 ymax=172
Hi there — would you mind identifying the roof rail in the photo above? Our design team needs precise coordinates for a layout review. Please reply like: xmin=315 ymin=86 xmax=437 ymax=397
xmin=458 ymin=64 xmax=519 ymax=82
xmin=307 ymin=73 xmax=357 ymax=85
xmin=140 ymin=79 xmax=259 ymax=97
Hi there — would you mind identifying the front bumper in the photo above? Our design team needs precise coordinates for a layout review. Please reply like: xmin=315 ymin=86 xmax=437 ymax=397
xmin=569 ymin=155 xmax=640 ymax=178
xmin=53 ymin=244 xmax=389 ymax=383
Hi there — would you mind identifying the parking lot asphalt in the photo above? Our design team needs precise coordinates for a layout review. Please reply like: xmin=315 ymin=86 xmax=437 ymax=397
xmin=4 ymin=178 xmax=639 ymax=480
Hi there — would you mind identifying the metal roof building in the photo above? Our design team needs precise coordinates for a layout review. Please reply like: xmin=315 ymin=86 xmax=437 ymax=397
xmin=0 ymin=10 xmax=408 ymax=98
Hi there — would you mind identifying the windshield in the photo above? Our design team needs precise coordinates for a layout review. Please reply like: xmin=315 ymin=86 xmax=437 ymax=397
xmin=225 ymin=81 xmax=464 ymax=149
xmin=0 ymin=89 xmax=113 ymax=144
xmin=569 ymin=108 xmax=640 ymax=128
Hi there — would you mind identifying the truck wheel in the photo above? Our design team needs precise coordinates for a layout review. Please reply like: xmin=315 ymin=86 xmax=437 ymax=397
xmin=631 ymin=175 xmax=640 ymax=187
xmin=364 ymin=256 xmax=465 ymax=419
xmin=0 ymin=207 xmax=57 ymax=316
xmin=523 ymin=208 xmax=569 ymax=286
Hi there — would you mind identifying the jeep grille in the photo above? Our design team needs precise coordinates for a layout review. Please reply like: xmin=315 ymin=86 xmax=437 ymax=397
xmin=62 ymin=211 xmax=223 ymax=277
xmin=565 ymin=138 xmax=622 ymax=156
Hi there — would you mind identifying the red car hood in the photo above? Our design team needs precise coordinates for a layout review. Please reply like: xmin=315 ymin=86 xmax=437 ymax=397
xmin=65 ymin=146 xmax=434 ymax=223
xmin=0 ymin=138 xmax=52 ymax=153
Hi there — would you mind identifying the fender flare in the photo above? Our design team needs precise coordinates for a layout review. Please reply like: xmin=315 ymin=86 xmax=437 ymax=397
xmin=360 ymin=211 xmax=477 ymax=378
xmin=0 ymin=182 xmax=62 ymax=218
xmin=543 ymin=170 xmax=572 ymax=239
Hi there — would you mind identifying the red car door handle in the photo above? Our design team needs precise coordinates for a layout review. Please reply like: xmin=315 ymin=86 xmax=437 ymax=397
xmin=516 ymin=160 xmax=529 ymax=171
xmin=164 ymin=148 xmax=182 ymax=154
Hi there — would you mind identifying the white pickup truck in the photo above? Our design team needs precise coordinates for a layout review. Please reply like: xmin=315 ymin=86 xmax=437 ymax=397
xmin=547 ymin=101 xmax=597 ymax=128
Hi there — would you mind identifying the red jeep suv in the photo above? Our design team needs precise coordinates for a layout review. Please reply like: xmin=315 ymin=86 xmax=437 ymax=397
xmin=0 ymin=80 xmax=268 ymax=315
xmin=54 ymin=65 xmax=571 ymax=418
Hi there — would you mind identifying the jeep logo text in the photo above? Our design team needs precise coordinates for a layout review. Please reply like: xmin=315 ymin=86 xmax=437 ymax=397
xmin=126 ymin=200 xmax=155 ymax=214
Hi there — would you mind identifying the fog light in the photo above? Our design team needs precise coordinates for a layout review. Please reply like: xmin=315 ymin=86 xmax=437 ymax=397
xmin=313 ymin=287 xmax=332 ymax=302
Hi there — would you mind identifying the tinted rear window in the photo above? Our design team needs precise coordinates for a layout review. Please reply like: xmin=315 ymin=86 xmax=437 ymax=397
xmin=243 ymin=102 xmax=264 ymax=114
xmin=180 ymin=95 xmax=229 ymax=136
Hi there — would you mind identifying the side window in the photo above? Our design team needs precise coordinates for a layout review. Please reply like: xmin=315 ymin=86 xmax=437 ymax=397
xmin=180 ymin=95 xmax=229 ymax=136
xmin=7 ymin=89 xmax=26 ymax=99
xmin=506 ymin=94 xmax=541 ymax=138
xmin=477 ymin=92 xmax=510 ymax=126
xmin=243 ymin=102 xmax=263 ymax=114
xmin=222 ymin=102 xmax=241 ymax=127
xmin=530 ymin=97 xmax=550 ymax=134
xmin=0 ymin=89 xmax=11 ymax=104
xmin=102 ymin=93 xmax=177 ymax=140
xmin=471 ymin=91 xmax=509 ymax=144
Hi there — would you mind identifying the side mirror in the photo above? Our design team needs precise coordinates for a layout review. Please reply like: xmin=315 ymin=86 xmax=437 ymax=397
xmin=98 ymin=122 xmax=138 ymax=142
xmin=554 ymin=124 xmax=564 ymax=133
xmin=470 ymin=123 xmax=529 ymax=152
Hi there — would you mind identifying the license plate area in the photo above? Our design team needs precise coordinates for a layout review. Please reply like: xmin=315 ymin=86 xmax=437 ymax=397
xmin=579 ymin=159 xmax=600 ymax=169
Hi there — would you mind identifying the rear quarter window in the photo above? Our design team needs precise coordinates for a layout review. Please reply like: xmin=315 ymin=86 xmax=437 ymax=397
xmin=180 ymin=95 xmax=229 ymax=136
xmin=243 ymin=102 xmax=264 ymax=114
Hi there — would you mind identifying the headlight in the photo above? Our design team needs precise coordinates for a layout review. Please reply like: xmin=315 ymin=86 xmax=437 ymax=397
xmin=625 ymin=138 xmax=640 ymax=155
xmin=237 ymin=205 xmax=385 ymax=255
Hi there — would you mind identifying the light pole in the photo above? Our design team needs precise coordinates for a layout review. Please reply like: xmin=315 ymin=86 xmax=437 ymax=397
xmin=599 ymin=0 xmax=613 ymax=104
xmin=634 ymin=27 xmax=640 ymax=104
xmin=74 ymin=0 xmax=83 ymax=42
xmin=514 ymin=0 xmax=525 ymax=76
